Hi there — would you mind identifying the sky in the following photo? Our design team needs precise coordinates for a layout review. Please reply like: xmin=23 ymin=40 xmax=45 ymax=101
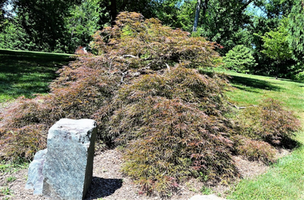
xmin=247 ymin=1 xmax=267 ymax=17
xmin=2 ymin=0 xmax=15 ymax=17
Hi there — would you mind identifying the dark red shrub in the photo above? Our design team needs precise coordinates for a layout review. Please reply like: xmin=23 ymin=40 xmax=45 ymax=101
xmin=95 ymin=67 xmax=237 ymax=195
xmin=0 ymin=124 xmax=48 ymax=161
xmin=233 ymin=135 xmax=276 ymax=164
xmin=235 ymin=98 xmax=301 ymax=146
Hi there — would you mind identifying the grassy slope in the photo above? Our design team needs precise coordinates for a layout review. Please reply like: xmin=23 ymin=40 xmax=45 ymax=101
xmin=0 ymin=49 xmax=73 ymax=102
xmin=223 ymin=70 xmax=304 ymax=200
xmin=225 ymin=70 xmax=304 ymax=113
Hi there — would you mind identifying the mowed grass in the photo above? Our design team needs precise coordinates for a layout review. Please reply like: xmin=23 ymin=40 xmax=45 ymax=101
xmin=225 ymin=70 xmax=304 ymax=113
xmin=0 ymin=49 xmax=73 ymax=103
xmin=227 ymin=144 xmax=304 ymax=200
xmin=223 ymin=70 xmax=304 ymax=200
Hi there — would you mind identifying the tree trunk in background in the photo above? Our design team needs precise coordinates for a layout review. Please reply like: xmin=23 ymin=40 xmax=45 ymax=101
xmin=110 ymin=0 xmax=117 ymax=25
xmin=193 ymin=0 xmax=201 ymax=32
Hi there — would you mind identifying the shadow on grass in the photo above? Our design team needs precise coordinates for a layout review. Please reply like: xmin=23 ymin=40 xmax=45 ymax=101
xmin=85 ymin=177 xmax=123 ymax=199
xmin=0 ymin=49 xmax=74 ymax=101
xmin=229 ymin=74 xmax=281 ymax=92
xmin=280 ymin=137 xmax=303 ymax=150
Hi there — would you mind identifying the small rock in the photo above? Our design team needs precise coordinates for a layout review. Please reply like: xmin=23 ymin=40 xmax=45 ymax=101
xmin=189 ymin=194 xmax=226 ymax=200
xmin=25 ymin=149 xmax=47 ymax=195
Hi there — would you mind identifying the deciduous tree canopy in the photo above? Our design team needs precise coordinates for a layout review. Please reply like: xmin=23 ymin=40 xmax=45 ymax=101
xmin=0 ymin=0 xmax=303 ymax=77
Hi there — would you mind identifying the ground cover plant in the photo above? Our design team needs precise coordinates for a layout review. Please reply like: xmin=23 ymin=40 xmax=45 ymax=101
xmin=0 ymin=12 xmax=302 ymax=197
xmin=0 ymin=49 xmax=73 ymax=102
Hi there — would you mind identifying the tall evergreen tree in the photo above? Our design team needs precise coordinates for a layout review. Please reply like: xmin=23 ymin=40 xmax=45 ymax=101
xmin=287 ymin=0 xmax=304 ymax=62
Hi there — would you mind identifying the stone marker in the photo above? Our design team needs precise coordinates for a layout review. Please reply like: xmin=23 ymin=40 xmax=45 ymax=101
xmin=25 ymin=149 xmax=47 ymax=195
xmin=42 ymin=118 xmax=97 ymax=200
xmin=189 ymin=194 xmax=226 ymax=200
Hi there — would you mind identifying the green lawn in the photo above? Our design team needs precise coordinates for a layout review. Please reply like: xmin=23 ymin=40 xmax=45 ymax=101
xmin=222 ymin=70 xmax=304 ymax=200
xmin=227 ymin=144 xmax=304 ymax=200
xmin=225 ymin=70 xmax=304 ymax=114
xmin=0 ymin=49 xmax=73 ymax=102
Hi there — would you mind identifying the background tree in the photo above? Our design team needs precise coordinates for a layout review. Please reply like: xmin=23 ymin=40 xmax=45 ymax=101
xmin=152 ymin=0 xmax=183 ymax=28
xmin=10 ymin=0 xmax=82 ymax=52
xmin=0 ymin=16 xmax=35 ymax=50
xmin=0 ymin=0 xmax=5 ymax=31
xmin=65 ymin=0 xmax=102 ymax=52
xmin=98 ymin=0 xmax=159 ymax=25
xmin=223 ymin=45 xmax=256 ymax=73
xmin=246 ymin=0 xmax=295 ymax=77
xmin=178 ymin=0 xmax=259 ymax=54
xmin=260 ymin=23 xmax=292 ymax=78
xmin=287 ymin=0 xmax=304 ymax=64
xmin=0 ymin=0 xmax=104 ymax=52
xmin=192 ymin=0 xmax=201 ymax=32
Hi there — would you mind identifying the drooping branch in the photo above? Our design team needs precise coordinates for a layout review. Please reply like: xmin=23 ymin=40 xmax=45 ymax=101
xmin=121 ymin=55 xmax=138 ymax=59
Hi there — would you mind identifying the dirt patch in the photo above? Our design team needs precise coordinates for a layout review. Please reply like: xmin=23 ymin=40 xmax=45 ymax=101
xmin=232 ymin=156 xmax=269 ymax=180
xmin=1 ymin=149 xmax=206 ymax=200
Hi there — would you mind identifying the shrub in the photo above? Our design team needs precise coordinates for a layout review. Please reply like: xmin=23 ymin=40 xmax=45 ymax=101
xmin=223 ymin=45 xmax=256 ymax=73
xmin=235 ymin=98 xmax=301 ymax=146
xmin=102 ymin=67 xmax=237 ymax=195
xmin=0 ymin=124 xmax=48 ymax=162
xmin=233 ymin=135 xmax=276 ymax=164
xmin=294 ymin=71 xmax=304 ymax=83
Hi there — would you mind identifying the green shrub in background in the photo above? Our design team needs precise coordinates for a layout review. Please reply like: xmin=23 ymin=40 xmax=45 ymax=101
xmin=223 ymin=45 xmax=256 ymax=73
xmin=294 ymin=71 xmax=304 ymax=82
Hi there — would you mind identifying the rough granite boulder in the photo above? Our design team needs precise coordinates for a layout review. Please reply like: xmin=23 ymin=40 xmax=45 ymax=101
xmin=25 ymin=149 xmax=47 ymax=195
xmin=42 ymin=118 xmax=97 ymax=200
